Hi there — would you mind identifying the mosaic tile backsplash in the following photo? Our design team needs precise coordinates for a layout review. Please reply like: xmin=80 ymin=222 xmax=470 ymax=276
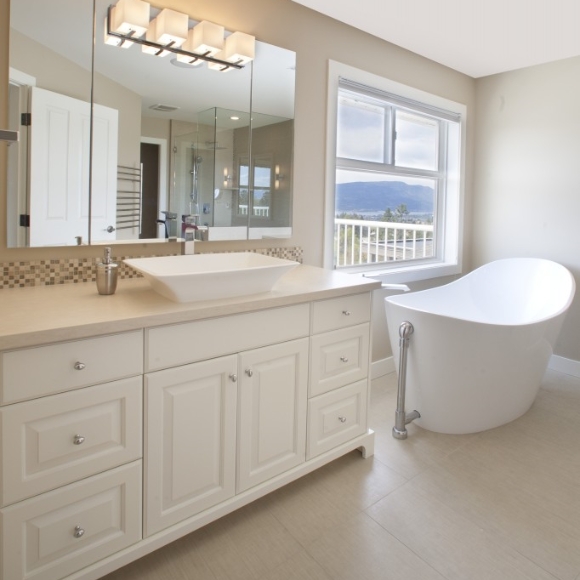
xmin=0 ymin=247 xmax=303 ymax=290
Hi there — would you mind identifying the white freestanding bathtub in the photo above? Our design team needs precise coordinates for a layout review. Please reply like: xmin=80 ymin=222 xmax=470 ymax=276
xmin=384 ymin=258 xmax=576 ymax=434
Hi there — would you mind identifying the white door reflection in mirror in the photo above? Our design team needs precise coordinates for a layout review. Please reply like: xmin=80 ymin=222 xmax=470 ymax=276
xmin=29 ymin=88 xmax=118 ymax=246
xmin=90 ymin=108 xmax=119 ymax=243
xmin=29 ymin=87 xmax=90 ymax=246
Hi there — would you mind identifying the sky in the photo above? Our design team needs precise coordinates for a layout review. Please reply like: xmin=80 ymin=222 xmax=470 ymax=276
xmin=336 ymin=91 xmax=439 ymax=183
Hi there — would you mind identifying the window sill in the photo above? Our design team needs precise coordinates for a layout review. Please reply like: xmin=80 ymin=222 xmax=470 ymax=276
xmin=337 ymin=260 xmax=462 ymax=284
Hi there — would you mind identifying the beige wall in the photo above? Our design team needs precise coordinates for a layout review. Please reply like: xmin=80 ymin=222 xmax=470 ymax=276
xmin=473 ymin=56 xmax=580 ymax=361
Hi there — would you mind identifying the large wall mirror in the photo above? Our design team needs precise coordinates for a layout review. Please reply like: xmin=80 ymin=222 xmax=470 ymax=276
xmin=7 ymin=0 xmax=295 ymax=247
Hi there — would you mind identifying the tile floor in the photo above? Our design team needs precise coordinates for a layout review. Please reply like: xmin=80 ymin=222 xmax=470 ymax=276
xmin=104 ymin=369 xmax=580 ymax=580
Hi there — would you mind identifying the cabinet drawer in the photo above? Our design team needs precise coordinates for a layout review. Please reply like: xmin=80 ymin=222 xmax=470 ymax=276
xmin=307 ymin=380 xmax=368 ymax=459
xmin=1 ymin=330 xmax=143 ymax=404
xmin=0 ymin=461 xmax=142 ymax=580
xmin=1 ymin=376 xmax=142 ymax=507
xmin=309 ymin=324 xmax=369 ymax=397
xmin=145 ymin=304 xmax=310 ymax=372
xmin=311 ymin=293 xmax=371 ymax=334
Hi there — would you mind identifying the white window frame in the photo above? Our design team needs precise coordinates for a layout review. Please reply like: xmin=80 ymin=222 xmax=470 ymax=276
xmin=324 ymin=61 xmax=466 ymax=283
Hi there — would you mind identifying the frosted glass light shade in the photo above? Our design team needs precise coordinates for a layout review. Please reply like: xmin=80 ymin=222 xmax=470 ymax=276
xmin=151 ymin=9 xmax=188 ymax=47
xmin=104 ymin=15 xmax=134 ymax=48
xmin=142 ymin=19 xmax=169 ymax=56
xmin=191 ymin=21 xmax=224 ymax=56
xmin=223 ymin=31 xmax=255 ymax=65
xmin=110 ymin=0 xmax=150 ymax=37
xmin=177 ymin=21 xmax=224 ymax=66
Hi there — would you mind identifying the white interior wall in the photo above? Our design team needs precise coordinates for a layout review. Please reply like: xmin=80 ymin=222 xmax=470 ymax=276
xmin=473 ymin=56 xmax=580 ymax=361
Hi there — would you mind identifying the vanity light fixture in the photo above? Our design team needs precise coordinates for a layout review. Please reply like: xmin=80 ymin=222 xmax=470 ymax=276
xmin=105 ymin=1 xmax=255 ymax=71
xmin=223 ymin=168 xmax=233 ymax=187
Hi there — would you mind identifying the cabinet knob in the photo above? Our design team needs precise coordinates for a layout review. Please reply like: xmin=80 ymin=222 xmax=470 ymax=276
xmin=340 ymin=356 xmax=349 ymax=363
xmin=73 ymin=525 xmax=85 ymax=538
xmin=338 ymin=416 xmax=347 ymax=423
xmin=245 ymin=369 xmax=253 ymax=377
xmin=74 ymin=361 xmax=86 ymax=371
xmin=229 ymin=373 xmax=237 ymax=382
xmin=73 ymin=434 xmax=85 ymax=445
xmin=342 ymin=310 xmax=351 ymax=316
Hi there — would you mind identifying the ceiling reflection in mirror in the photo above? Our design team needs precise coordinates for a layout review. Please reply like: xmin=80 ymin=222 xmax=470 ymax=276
xmin=7 ymin=0 xmax=296 ymax=247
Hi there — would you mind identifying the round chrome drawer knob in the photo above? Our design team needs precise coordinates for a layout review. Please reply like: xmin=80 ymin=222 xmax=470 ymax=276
xmin=73 ymin=435 xmax=85 ymax=445
xmin=342 ymin=310 xmax=351 ymax=316
xmin=229 ymin=374 xmax=237 ymax=382
xmin=338 ymin=416 xmax=347 ymax=423
xmin=74 ymin=362 xmax=86 ymax=371
xmin=340 ymin=356 xmax=349 ymax=363
xmin=245 ymin=369 xmax=253 ymax=377
xmin=73 ymin=525 xmax=85 ymax=538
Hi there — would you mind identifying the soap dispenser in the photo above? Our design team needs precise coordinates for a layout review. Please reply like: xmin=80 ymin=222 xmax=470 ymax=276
xmin=96 ymin=247 xmax=118 ymax=295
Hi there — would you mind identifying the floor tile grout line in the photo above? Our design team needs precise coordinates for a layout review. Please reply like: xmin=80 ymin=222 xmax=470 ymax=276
xmin=300 ymin=510 xmax=450 ymax=580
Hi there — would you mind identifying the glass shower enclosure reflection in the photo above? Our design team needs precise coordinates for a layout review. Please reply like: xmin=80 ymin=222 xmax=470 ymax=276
xmin=169 ymin=108 xmax=250 ymax=240
xmin=169 ymin=107 xmax=293 ymax=240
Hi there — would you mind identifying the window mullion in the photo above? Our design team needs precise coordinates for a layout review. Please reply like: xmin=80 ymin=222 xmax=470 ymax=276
xmin=390 ymin=107 xmax=396 ymax=165
xmin=336 ymin=157 xmax=442 ymax=180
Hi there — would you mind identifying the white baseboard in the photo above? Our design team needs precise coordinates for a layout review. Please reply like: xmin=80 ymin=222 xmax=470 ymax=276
xmin=549 ymin=355 xmax=580 ymax=378
xmin=371 ymin=356 xmax=395 ymax=380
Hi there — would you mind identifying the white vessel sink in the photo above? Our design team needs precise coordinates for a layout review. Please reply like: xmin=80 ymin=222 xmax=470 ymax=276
xmin=124 ymin=252 xmax=299 ymax=303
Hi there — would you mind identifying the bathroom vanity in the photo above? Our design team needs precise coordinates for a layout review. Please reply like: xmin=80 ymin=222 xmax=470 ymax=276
xmin=0 ymin=265 xmax=379 ymax=580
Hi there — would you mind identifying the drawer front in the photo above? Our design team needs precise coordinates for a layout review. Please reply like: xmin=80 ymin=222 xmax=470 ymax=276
xmin=307 ymin=380 xmax=368 ymax=459
xmin=311 ymin=293 xmax=371 ymax=334
xmin=309 ymin=324 xmax=369 ymax=397
xmin=0 ymin=461 xmax=142 ymax=580
xmin=145 ymin=304 xmax=310 ymax=372
xmin=1 ymin=376 xmax=142 ymax=507
xmin=1 ymin=330 xmax=143 ymax=404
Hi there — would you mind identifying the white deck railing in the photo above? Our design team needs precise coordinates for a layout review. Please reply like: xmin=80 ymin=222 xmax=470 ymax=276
xmin=335 ymin=218 xmax=434 ymax=267
xmin=238 ymin=205 xmax=270 ymax=217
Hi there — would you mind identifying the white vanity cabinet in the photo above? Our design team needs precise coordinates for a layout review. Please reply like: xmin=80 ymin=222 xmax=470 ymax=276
xmin=0 ymin=269 xmax=378 ymax=580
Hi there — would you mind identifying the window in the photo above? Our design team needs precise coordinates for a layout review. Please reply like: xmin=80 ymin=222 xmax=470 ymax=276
xmin=327 ymin=64 xmax=465 ymax=282
xmin=238 ymin=158 xmax=272 ymax=218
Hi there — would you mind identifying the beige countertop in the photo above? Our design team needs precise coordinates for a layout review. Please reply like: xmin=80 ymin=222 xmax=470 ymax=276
xmin=0 ymin=265 xmax=381 ymax=350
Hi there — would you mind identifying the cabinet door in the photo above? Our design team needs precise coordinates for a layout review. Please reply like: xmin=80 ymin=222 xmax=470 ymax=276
xmin=237 ymin=338 xmax=309 ymax=493
xmin=145 ymin=355 xmax=237 ymax=536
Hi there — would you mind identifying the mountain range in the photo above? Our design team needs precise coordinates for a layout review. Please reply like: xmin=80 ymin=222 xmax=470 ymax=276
xmin=336 ymin=181 xmax=434 ymax=214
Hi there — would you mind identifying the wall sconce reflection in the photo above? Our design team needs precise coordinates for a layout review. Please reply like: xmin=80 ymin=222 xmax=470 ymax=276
xmin=223 ymin=168 xmax=233 ymax=187
xmin=275 ymin=164 xmax=283 ymax=190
